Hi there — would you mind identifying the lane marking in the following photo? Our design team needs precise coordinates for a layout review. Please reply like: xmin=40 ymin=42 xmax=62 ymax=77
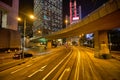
xmin=11 ymin=64 xmax=33 ymax=74
xmin=28 ymin=65 xmax=47 ymax=77
xmin=26 ymin=64 xmax=33 ymax=67
xmin=39 ymin=65 xmax=47 ymax=71
xmin=58 ymin=67 xmax=70 ymax=80
xmin=11 ymin=67 xmax=24 ymax=74
xmin=42 ymin=50 xmax=72 ymax=80
xmin=52 ymin=50 xmax=73 ymax=80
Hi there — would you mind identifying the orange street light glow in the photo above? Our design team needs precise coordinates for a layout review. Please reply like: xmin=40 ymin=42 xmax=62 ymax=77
xmin=17 ymin=17 xmax=21 ymax=21
xmin=30 ymin=15 xmax=35 ymax=19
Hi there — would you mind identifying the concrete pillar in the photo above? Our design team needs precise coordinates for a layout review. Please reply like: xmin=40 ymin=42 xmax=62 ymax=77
xmin=66 ymin=37 xmax=71 ymax=45
xmin=94 ymin=30 xmax=111 ymax=59
xmin=47 ymin=40 xmax=52 ymax=49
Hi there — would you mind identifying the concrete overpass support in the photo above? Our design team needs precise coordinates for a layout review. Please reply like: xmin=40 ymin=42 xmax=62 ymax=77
xmin=47 ymin=40 xmax=52 ymax=49
xmin=94 ymin=30 xmax=111 ymax=59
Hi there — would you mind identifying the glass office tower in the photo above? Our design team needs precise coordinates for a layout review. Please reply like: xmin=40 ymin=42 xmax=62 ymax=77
xmin=34 ymin=0 xmax=63 ymax=36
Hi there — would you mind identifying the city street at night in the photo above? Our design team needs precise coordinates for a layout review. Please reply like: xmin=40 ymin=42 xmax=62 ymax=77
xmin=0 ymin=0 xmax=120 ymax=80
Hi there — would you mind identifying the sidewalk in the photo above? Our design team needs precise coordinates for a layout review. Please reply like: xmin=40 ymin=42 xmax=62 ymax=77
xmin=0 ymin=47 xmax=54 ymax=72
xmin=84 ymin=46 xmax=120 ymax=60
xmin=0 ymin=51 xmax=26 ymax=72
xmin=110 ymin=51 xmax=120 ymax=61
xmin=0 ymin=52 xmax=15 ymax=64
xmin=0 ymin=58 xmax=29 ymax=72
xmin=0 ymin=46 xmax=48 ymax=64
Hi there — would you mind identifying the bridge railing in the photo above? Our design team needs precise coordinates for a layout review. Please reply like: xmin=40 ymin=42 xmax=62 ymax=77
xmin=46 ymin=0 xmax=120 ymax=37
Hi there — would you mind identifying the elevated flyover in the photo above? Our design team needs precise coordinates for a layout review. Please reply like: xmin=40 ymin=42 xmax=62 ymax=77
xmin=44 ymin=0 xmax=120 ymax=58
xmin=45 ymin=0 xmax=120 ymax=40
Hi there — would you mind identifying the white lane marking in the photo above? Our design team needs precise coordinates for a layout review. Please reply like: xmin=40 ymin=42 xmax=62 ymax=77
xmin=42 ymin=50 xmax=72 ymax=80
xmin=11 ymin=64 xmax=33 ymax=74
xmin=39 ymin=65 xmax=47 ymax=71
xmin=26 ymin=64 xmax=33 ymax=67
xmin=58 ymin=67 xmax=70 ymax=80
xmin=28 ymin=65 xmax=47 ymax=77
xmin=11 ymin=67 xmax=24 ymax=74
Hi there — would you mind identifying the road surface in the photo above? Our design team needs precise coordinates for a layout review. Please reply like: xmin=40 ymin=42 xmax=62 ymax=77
xmin=0 ymin=46 xmax=120 ymax=80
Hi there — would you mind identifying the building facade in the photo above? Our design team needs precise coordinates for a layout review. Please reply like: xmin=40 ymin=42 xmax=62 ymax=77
xmin=0 ymin=0 xmax=19 ymax=30
xmin=0 ymin=0 xmax=21 ymax=51
xmin=33 ymin=0 xmax=63 ymax=36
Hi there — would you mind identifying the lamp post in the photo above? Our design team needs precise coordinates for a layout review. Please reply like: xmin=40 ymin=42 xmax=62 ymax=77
xmin=22 ymin=17 xmax=26 ymax=59
xmin=65 ymin=19 xmax=68 ymax=27
xmin=65 ymin=15 xmax=68 ymax=27
xmin=18 ymin=15 xmax=35 ymax=59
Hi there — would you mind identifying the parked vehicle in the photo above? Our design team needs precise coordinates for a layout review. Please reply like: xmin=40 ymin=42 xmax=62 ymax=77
xmin=13 ymin=51 xmax=33 ymax=59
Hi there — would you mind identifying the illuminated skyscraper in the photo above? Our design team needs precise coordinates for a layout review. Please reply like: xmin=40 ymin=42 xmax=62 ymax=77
xmin=69 ymin=0 xmax=81 ymax=24
xmin=34 ymin=0 xmax=63 ymax=36
xmin=69 ymin=0 xmax=72 ymax=24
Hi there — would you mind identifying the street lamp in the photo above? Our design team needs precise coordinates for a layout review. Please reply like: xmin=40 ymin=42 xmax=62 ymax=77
xmin=65 ymin=19 xmax=68 ymax=27
xmin=65 ymin=15 xmax=68 ymax=27
xmin=18 ymin=15 xmax=35 ymax=59
xmin=38 ymin=30 xmax=41 ymax=34
xmin=17 ymin=17 xmax=21 ymax=21
xmin=30 ymin=15 xmax=35 ymax=19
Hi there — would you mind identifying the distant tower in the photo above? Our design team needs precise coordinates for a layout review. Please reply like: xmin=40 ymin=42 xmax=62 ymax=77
xmin=69 ymin=0 xmax=81 ymax=24
xmin=74 ymin=0 xmax=77 ymax=17
xmin=69 ymin=0 xmax=72 ymax=24
xmin=79 ymin=5 xmax=82 ymax=19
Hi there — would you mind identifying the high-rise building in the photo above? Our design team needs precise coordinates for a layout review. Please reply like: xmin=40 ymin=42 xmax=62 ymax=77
xmin=33 ymin=0 xmax=63 ymax=36
xmin=0 ymin=0 xmax=21 ymax=51
xmin=69 ymin=0 xmax=81 ymax=24
xmin=0 ymin=0 xmax=19 ymax=30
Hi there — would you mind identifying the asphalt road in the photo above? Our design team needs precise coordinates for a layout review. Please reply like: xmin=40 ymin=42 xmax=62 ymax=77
xmin=0 ymin=46 xmax=120 ymax=80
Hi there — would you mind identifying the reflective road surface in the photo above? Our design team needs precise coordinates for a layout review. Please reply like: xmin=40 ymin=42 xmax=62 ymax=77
xmin=0 ymin=46 xmax=120 ymax=80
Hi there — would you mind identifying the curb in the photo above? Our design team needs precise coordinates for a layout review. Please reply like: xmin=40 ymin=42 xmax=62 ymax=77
xmin=0 ymin=59 xmax=29 ymax=72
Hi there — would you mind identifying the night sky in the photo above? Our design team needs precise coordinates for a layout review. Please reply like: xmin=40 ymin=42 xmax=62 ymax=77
xmin=19 ymin=0 xmax=33 ymax=14
xmin=63 ymin=0 xmax=108 ymax=19
xmin=19 ymin=0 xmax=108 ymax=26
xmin=19 ymin=0 xmax=34 ymax=25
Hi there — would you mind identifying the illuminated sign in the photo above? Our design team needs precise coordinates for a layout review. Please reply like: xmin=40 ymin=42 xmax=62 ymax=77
xmin=72 ymin=17 xmax=79 ymax=20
